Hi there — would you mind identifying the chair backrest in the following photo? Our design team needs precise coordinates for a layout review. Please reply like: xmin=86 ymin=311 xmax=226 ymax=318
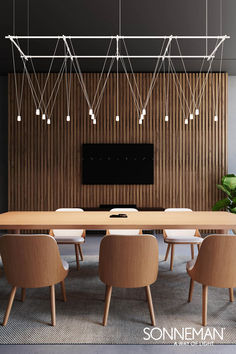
xmin=108 ymin=208 xmax=141 ymax=235
xmin=189 ymin=234 xmax=236 ymax=288
xmin=164 ymin=208 xmax=196 ymax=237
xmin=99 ymin=234 xmax=158 ymax=288
xmin=0 ymin=234 xmax=67 ymax=288
xmin=53 ymin=208 xmax=84 ymax=238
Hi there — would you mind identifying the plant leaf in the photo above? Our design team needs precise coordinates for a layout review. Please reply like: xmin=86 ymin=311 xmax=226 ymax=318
xmin=217 ymin=184 xmax=231 ymax=196
xmin=222 ymin=176 xmax=236 ymax=191
xmin=230 ymin=207 xmax=236 ymax=214
xmin=212 ymin=198 xmax=230 ymax=211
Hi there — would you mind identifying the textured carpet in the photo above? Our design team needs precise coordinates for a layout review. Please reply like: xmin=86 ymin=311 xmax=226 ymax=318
xmin=0 ymin=255 xmax=236 ymax=345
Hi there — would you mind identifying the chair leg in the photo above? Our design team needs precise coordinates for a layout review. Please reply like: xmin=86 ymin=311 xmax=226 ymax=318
xmin=21 ymin=288 xmax=26 ymax=302
xmin=229 ymin=288 xmax=234 ymax=302
xmin=61 ymin=280 xmax=67 ymax=302
xmin=164 ymin=244 xmax=170 ymax=261
xmin=188 ymin=279 xmax=194 ymax=302
xmin=197 ymin=244 xmax=201 ymax=252
xmin=50 ymin=285 xmax=56 ymax=326
xmin=3 ymin=286 xmax=17 ymax=326
xmin=202 ymin=285 xmax=208 ymax=326
xmin=170 ymin=244 xmax=175 ymax=271
xmin=74 ymin=244 xmax=80 ymax=270
xmin=191 ymin=244 xmax=194 ymax=259
xmin=146 ymin=285 xmax=156 ymax=326
xmin=103 ymin=285 xmax=112 ymax=326
xmin=78 ymin=244 xmax=84 ymax=261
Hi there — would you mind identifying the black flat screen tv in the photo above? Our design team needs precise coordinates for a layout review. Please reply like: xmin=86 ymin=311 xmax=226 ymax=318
xmin=82 ymin=144 xmax=154 ymax=184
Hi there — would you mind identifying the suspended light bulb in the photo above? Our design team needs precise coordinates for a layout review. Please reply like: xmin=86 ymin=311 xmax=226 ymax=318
xmin=142 ymin=108 xmax=146 ymax=115
xmin=195 ymin=108 xmax=199 ymax=116
xmin=93 ymin=118 xmax=96 ymax=125
xmin=140 ymin=114 xmax=144 ymax=120
xmin=214 ymin=115 xmax=218 ymax=122
xmin=89 ymin=108 xmax=93 ymax=116
xmin=190 ymin=113 xmax=194 ymax=120
xmin=17 ymin=115 xmax=21 ymax=122
xmin=42 ymin=113 xmax=46 ymax=120
xmin=139 ymin=119 xmax=142 ymax=125
xmin=184 ymin=118 xmax=188 ymax=125
xmin=116 ymin=115 xmax=120 ymax=122
xmin=66 ymin=115 xmax=71 ymax=122
xmin=165 ymin=115 xmax=169 ymax=122
xmin=47 ymin=118 xmax=51 ymax=125
xmin=91 ymin=114 xmax=95 ymax=120
xmin=36 ymin=108 xmax=40 ymax=116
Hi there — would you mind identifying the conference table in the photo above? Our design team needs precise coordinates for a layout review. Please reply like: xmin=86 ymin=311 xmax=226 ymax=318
xmin=0 ymin=211 xmax=235 ymax=232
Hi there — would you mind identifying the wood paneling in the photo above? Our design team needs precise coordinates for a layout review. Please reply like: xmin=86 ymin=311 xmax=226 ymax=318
xmin=8 ymin=73 xmax=228 ymax=212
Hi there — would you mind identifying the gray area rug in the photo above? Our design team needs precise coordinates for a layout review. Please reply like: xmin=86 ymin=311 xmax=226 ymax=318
xmin=0 ymin=255 xmax=235 ymax=345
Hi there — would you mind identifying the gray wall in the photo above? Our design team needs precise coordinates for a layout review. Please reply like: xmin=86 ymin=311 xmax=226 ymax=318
xmin=228 ymin=76 xmax=236 ymax=173
xmin=0 ymin=75 xmax=8 ymax=213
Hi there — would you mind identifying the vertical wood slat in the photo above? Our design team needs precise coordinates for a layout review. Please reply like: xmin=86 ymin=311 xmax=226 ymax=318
xmin=8 ymin=73 xmax=228 ymax=214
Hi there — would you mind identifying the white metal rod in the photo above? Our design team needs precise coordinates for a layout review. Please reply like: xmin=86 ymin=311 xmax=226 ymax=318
xmin=21 ymin=55 xmax=215 ymax=59
xmin=62 ymin=35 xmax=73 ymax=61
xmin=162 ymin=35 xmax=173 ymax=61
xmin=207 ymin=35 xmax=227 ymax=61
xmin=6 ymin=35 xmax=230 ymax=40
xmin=9 ymin=37 xmax=28 ymax=60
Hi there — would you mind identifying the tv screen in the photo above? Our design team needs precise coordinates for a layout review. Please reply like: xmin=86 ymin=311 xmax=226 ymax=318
xmin=82 ymin=144 xmax=154 ymax=184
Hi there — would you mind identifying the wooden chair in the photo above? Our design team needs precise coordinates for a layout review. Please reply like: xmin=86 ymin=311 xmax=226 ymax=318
xmin=0 ymin=234 xmax=69 ymax=326
xmin=50 ymin=208 xmax=86 ymax=270
xmin=163 ymin=208 xmax=202 ymax=270
xmin=99 ymin=234 xmax=159 ymax=326
xmin=187 ymin=234 xmax=236 ymax=326
xmin=106 ymin=208 xmax=142 ymax=235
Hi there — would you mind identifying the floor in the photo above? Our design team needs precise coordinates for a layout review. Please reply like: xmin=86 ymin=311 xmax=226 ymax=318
xmin=1 ymin=232 xmax=235 ymax=353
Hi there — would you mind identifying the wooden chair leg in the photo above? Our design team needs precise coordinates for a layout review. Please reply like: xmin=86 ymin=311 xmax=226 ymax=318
xmin=3 ymin=286 xmax=17 ymax=326
xmin=202 ymin=285 xmax=208 ymax=326
xmin=50 ymin=285 xmax=56 ymax=326
xmin=197 ymin=244 xmax=201 ymax=252
xmin=191 ymin=244 xmax=194 ymax=259
xmin=188 ymin=278 xmax=194 ymax=302
xmin=61 ymin=280 xmax=67 ymax=302
xmin=21 ymin=288 xmax=26 ymax=302
xmin=164 ymin=244 xmax=170 ymax=261
xmin=170 ymin=244 xmax=175 ymax=271
xmin=78 ymin=244 xmax=84 ymax=261
xmin=146 ymin=285 xmax=156 ymax=326
xmin=74 ymin=244 xmax=80 ymax=270
xmin=103 ymin=285 xmax=112 ymax=326
xmin=229 ymin=288 xmax=234 ymax=302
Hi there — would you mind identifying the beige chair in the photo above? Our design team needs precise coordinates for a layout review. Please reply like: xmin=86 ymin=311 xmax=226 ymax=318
xmin=187 ymin=234 xmax=236 ymax=326
xmin=50 ymin=208 xmax=86 ymax=270
xmin=107 ymin=208 xmax=142 ymax=235
xmin=99 ymin=234 xmax=159 ymax=326
xmin=163 ymin=208 xmax=202 ymax=270
xmin=0 ymin=234 xmax=69 ymax=326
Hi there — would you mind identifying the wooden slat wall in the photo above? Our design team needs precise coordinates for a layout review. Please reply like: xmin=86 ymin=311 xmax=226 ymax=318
xmin=8 ymin=73 xmax=228 ymax=212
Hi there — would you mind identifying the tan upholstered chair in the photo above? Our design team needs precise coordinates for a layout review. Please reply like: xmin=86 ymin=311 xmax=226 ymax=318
xmin=106 ymin=208 xmax=142 ymax=235
xmin=50 ymin=208 xmax=86 ymax=270
xmin=0 ymin=234 xmax=69 ymax=326
xmin=187 ymin=234 xmax=236 ymax=326
xmin=99 ymin=234 xmax=159 ymax=326
xmin=163 ymin=208 xmax=202 ymax=270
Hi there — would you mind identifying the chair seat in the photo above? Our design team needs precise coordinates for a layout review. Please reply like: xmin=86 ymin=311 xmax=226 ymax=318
xmin=165 ymin=236 xmax=203 ymax=244
xmin=109 ymin=230 xmax=140 ymax=236
xmin=62 ymin=258 xmax=69 ymax=271
xmin=55 ymin=237 xmax=85 ymax=243
xmin=186 ymin=258 xmax=196 ymax=272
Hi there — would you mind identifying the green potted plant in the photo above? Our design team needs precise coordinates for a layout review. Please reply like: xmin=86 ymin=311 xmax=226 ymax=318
xmin=212 ymin=174 xmax=236 ymax=234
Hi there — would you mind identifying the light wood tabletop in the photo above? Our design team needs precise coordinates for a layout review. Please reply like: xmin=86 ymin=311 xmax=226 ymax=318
xmin=0 ymin=211 xmax=235 ymax=230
